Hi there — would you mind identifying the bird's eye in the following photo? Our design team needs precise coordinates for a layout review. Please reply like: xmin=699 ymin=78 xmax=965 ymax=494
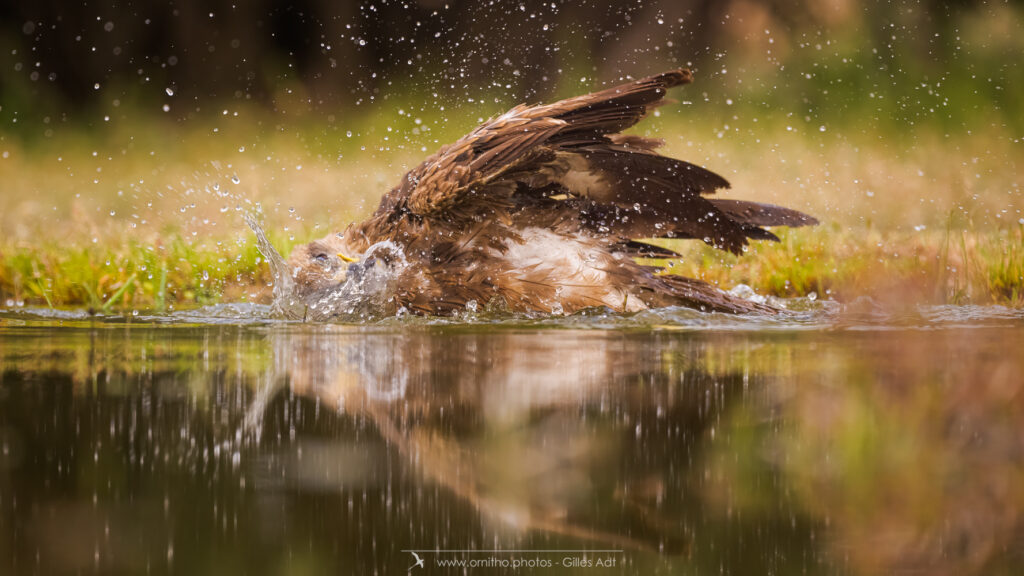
xmin=312 ymin=253 xmax=329 ymax=265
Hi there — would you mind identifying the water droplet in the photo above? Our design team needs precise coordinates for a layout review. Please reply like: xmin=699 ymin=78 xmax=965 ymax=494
xmin=231 ymin=175 xmax=240 ymax=184
xmin=162 ymin=104 xmax=170 ymax=112
xmin=165 ymin=87 xmax=174 ymax=96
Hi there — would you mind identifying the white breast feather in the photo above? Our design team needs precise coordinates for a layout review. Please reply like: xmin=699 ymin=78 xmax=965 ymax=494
xmin=499 ymin=228 xmax=645 ymax=313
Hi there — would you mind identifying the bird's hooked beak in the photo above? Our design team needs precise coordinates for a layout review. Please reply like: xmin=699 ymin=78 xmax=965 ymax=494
xmin=337 ymin=252 xmax=359 ymax=263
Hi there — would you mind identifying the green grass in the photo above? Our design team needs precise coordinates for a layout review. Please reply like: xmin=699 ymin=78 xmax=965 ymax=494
xmin=642 ymin=224 xmax=1024 ymax=309
xmin=976 ymin=227 xmax=1024 ymax=305
xmin=3 ymin=213 xmax=1022 ymax=313
xmin=0 ymin=230 xmax=284 ymax=311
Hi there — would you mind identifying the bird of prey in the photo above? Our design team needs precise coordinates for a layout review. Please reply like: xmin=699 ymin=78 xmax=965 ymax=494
xmin=276 ymin=69 xmax=817 ymax=319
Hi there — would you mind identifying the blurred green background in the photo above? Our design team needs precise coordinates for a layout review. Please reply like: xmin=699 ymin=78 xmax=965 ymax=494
xmin=1 ymin=0 xmax=1022 ymax=309
xmin=3 ymin=0 xmax=1022 ymax=131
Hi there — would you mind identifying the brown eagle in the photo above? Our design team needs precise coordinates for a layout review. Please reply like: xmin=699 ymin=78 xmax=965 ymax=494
xmin=275 ymin=69 xmax=817 ymax=319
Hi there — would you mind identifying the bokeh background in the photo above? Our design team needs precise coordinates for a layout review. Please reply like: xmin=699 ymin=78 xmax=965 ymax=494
xmin=4 ymin=0 xmax=1022 ymax=123
xmin=0 ymin=0 xmax=1022 ymax=308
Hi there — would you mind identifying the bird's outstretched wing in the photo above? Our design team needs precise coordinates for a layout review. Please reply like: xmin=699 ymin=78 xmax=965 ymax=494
xmin=382 ymin=69 xmax=815 ymax=254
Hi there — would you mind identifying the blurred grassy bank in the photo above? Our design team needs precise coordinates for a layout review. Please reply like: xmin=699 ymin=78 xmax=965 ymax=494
xmin=1 ymin=70 xmax=1023 ymax=312
xmin=1 ymin=111 xmax=1021 ymax=312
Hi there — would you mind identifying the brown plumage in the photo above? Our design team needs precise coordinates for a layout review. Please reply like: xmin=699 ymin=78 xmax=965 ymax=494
xmin=284 ymin=69 xmax=817 ymax=318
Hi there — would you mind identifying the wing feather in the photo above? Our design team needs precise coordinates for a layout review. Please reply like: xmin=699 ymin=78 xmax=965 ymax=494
xmin=373 ymin=68 xmax=814 ymax=257
xmin=401 ymin=70 xmax=692 ymax=217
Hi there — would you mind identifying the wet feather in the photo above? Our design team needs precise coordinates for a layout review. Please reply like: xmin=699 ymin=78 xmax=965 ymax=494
xmin=283 ymin=69 xmax=817 ymax=317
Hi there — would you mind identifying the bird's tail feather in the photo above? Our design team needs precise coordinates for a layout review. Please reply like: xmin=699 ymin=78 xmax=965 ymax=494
xmin=645 ymin=274 xmax=777 ymax=314
xmin=708 ymin=199 xmax=819 ymax=228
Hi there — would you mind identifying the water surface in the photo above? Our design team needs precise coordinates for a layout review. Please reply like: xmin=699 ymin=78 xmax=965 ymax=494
xmin=1 ymin=305 xmax=1023 ymax=575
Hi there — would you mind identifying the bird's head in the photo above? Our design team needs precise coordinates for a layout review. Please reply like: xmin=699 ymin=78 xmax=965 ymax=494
xmin=285 ymin=234 xmax=408 ymax=319
xmin=286 ymin=234 xmax=364 ymax=303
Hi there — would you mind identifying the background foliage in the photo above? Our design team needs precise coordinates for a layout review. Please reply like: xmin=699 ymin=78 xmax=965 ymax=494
xmin=1 ymin=0 xmax=1022 ymax=309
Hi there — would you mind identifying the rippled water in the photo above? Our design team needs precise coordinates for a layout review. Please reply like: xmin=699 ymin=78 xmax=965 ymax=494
xmin=1 ymin=304 xmax=1023 ymax=575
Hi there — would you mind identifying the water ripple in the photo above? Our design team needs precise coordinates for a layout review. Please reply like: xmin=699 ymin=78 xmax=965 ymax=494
xmin=2 ymin=297 xmax=1021 ymax=332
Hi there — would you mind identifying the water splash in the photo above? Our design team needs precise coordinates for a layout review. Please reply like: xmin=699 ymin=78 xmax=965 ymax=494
xmin=243 ymin=215 xmax=409 ymax=321
xmin=3 ymin=300 xmax=1022 ymax=330
xmin=243 ymin=213 xmax=306 ymax=319
xmin=304 ymin=240 xmax=409 ymax=321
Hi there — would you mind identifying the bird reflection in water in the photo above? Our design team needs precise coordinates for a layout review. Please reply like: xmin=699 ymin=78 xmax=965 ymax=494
xmin=3 ymin=324 xmax=1023 ymax=574
xmin=248 ymin=327 xmax=1024 ymax=574
xmin=251 ymin=328 xmax=720 ymax=553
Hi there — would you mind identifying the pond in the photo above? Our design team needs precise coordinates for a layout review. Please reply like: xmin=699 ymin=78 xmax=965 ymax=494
xmin=1 ymin=304 xmax=1023 ymax=575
